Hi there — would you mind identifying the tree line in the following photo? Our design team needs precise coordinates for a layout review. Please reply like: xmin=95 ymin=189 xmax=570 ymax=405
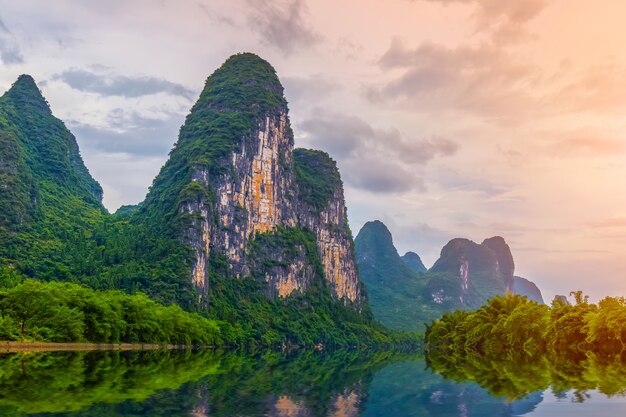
xmin=425 ymin=291 xmax=626 ymax=356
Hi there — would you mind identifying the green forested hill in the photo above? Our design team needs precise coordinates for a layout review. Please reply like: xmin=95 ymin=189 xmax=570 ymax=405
xmin=355 ymin=220 xmax=544 ymax=332
xmin=0 ymin=75 xmax=107 ymax=281
xmin=355 ymin=221 xmax=443 ymax=332
xmin=0 ymin=56 xmax=414 ymax=348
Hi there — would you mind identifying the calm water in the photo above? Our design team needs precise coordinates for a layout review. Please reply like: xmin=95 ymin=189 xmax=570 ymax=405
xmin=0 ymin=349 xmax=625 ymax=416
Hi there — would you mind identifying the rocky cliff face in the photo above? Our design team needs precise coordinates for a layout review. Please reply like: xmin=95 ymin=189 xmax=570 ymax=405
xmin=429 ymin=238 xmax=505 ymax=307
xmin=482 ymin=236 xmax=515 ymax=292
xmin=429 ymin=236 xmax=541 ymax=308
xmin=143 ymin=53 xmax=362 ymax=307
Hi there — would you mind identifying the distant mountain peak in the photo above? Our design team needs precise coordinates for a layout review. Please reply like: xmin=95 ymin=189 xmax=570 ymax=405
xmin=513 ymin=276 xmax=544 ymax=304
xmin=3 ymin=74 xmax=51 ymax=115
xmin=401 ymin=251 xmax=427 ymax=273
xmin=359 ymin=220 xmax=394 ymax=243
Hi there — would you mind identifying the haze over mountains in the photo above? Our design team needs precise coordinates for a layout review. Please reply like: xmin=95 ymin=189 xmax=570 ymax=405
xmin=355 ymin=220 xmax=544 ymax=331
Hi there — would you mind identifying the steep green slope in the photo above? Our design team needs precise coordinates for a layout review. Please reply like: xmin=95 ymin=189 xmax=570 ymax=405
xmin=293 ymin=148 xmax=343 ymax=211
xmin=0 ymin=75 xmax=106 ymax=280
xmin=355 ymin=221 xmax=442 ymax=332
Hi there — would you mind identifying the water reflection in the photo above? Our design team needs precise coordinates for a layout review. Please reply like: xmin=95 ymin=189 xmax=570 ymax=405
xmin=1 ymin=348 xmax=626 ymax=416
xmin=427 ymin=348 xmax=626 ymax=401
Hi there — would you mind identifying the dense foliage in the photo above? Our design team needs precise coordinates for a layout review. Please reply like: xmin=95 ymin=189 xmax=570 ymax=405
xmin=0 ymin=75 xmax=107 ymax=284
xmin=293 ymin=148 xmax=342 ymax=211
xmin=0 ymin=279 xmax=223 ymax=345
xmin=425 ymin=291 xmax=626 ymax=356
xmin=424 ymin=293 xmax=626 ymax=402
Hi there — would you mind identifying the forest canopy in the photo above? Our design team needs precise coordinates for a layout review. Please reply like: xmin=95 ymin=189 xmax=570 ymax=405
xmin=425 ymin=291 xmax=626 ymax=355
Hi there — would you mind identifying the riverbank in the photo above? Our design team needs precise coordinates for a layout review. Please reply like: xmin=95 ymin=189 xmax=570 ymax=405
xmin=0 ymin=341 xmax=192 ymax=352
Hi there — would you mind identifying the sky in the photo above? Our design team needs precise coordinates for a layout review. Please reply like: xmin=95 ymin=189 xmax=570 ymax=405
xmin=1 ymin=0 xmax=626 ymax=302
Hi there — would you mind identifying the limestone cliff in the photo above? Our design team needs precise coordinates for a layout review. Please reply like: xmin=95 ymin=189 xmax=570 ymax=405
xmin=429 ymin=238 xmax=506 ymax=307
xmin=429 ymin=236 xmax=542 ymax=308
xmin=142 ymin=53 xmax=362 ymax=307
xmin=482 ymin=236 xmax=515 ymax=293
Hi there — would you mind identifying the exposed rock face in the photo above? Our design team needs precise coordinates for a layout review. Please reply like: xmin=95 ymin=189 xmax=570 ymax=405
xmin=427 ymin=236 xmax=542 ymax=309
xmin=150 ymin=53 xmax=362 ymax=307
xmin=355 ymin=220 xmax=546 ymax=327
xmin=482 ymin=236 xmax=515 ymax=292
xmin=401 ymin=251 xmax=427 ymax=273
xmin=513 ymin=276 xmax=544 ymax=304
xmin=430 ymin=238 xmax=505 ymax=307
xmin=299 ymin=186 xmax=360 ymax=302
xmin=212 ymin=112 xmax=297 ymax=273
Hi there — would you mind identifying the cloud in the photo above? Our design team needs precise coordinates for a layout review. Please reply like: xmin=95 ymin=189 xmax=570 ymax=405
xmin=434 ymin=168 xmax=510 ymax=197
xmin=0 ymin=17 xmax=9 ymax=33
xmin=547 ymin=137 xmax=626 ymax=158
xmin=245 ymin=0 xmax=320 ymax=55
xmin=342 ymin=157 xmax=424 ymax=194
xmin=298 ymin=109 xmax=458 ymax=194
xmin=0 ymin=17 xmax=23 ymax=64
xmin=196 ymin=3 xmax=236 ymax=26
xmin=547 ymin=62 xmax=626 ymax=114
xmin=68 ymin=109 xmax=184 ymax=157
xmin=300 ymin=109 xmax=458 ymax=161
xmin=282 ymin=75 xmax=339 ymax=105
xmin=0 ymin=42 xmax=23 ymax=64
xmin=299 ymin=111 xmax=375 ymax=157
xmin=415 ymin=0 xmax=546 ymax=23
xmin=52 ymin=68 xmax=195 ymax=99
xmin=413 ymin=0 xmax=547 ymax=44
xmin=367 ymin=39 xmax=537 ymax=122
xmin=590 ymin=213 xmax=626 ymax=229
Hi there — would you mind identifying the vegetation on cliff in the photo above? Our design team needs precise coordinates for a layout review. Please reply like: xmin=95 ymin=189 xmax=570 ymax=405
xmin=293 ymin=148 xmax=342 ymax=211
xmin=0 ymin=55 xmax=418 ymax=348
xmin=0 ymin=265 xmax=414 ymax=348
xmin=355 ymin=220 xmax=545 ymax=333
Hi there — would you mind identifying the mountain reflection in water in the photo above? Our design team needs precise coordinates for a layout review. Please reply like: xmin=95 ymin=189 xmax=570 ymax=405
xmin=1 ymin=348 xmax=626 ymax=416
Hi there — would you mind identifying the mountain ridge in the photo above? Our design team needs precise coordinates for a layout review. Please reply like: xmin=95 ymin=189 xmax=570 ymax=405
xmin=0 ymin=53 xmax=406 ymax=347
xmin=355 ymin=220 xmax=544 ymax=331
